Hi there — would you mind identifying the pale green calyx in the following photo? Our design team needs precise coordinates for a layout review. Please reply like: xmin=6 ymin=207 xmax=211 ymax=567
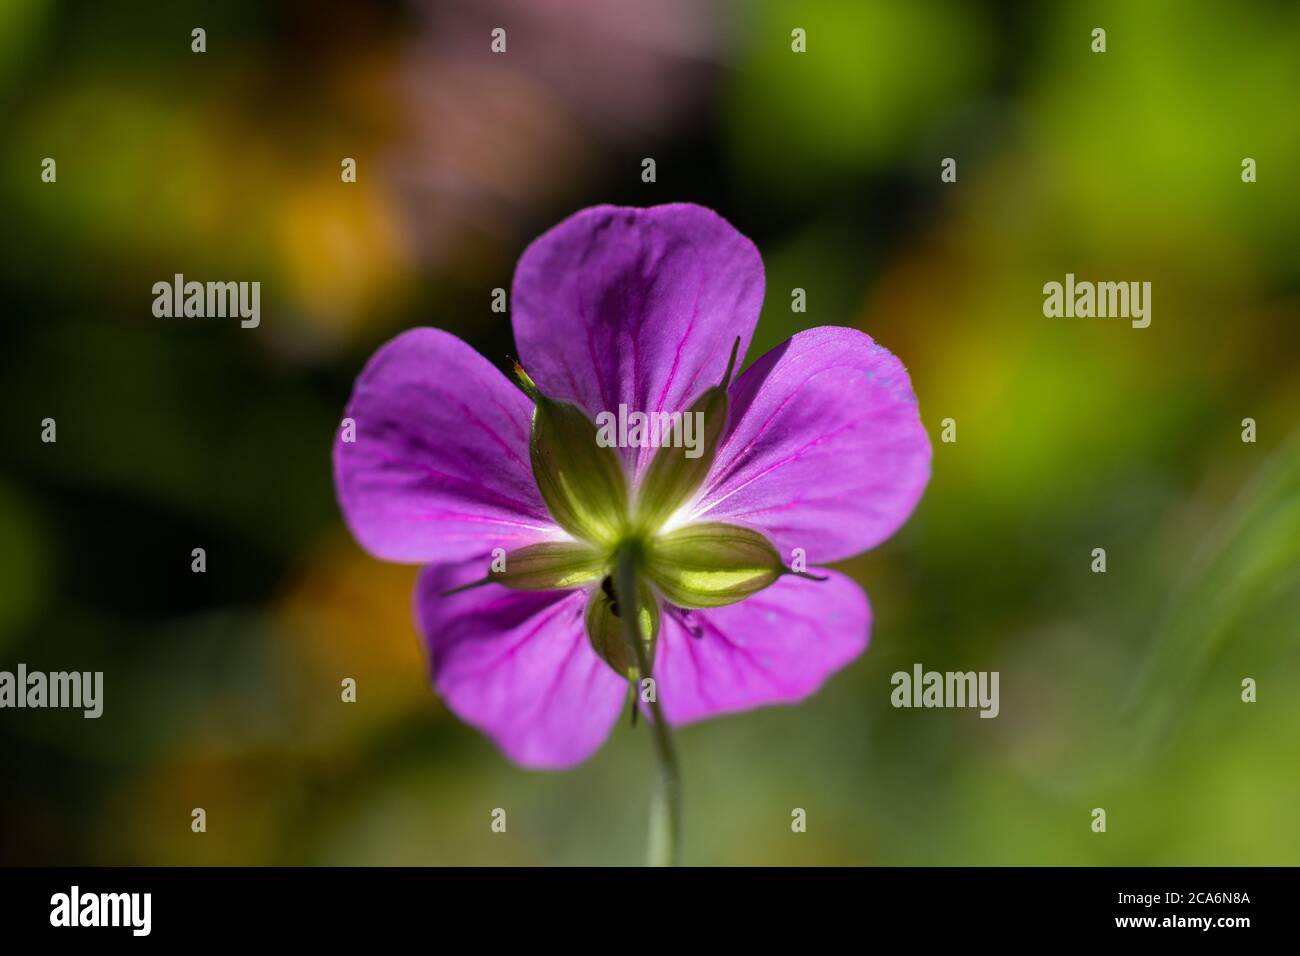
xmin=644 ymin=522 xmax=786 ymax=608
xmin=516 ymin=362 xmax=630 ymax=547
xmin=488 ymin=354 xmax=817 ymax=679
xmin=585 ymin=572 xmax=660 ymax=678
xmin=442 ymin=541 xmax=605 ymax=595
xmin=633 ymin=337 xmax=739 ymax=532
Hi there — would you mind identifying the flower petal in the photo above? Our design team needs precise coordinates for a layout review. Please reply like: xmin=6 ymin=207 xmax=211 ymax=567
xmin=652 ymin=570 xmax=869 ymax=724
xmin=691 ymin=326 xmax=931 ymax=564
xmin=334 ymin=328 xmax=556 ymax=564
xmin=416 ymin=562 xmax=626 ymax=769
xmin=511 ymin=203 xmax=765 ymax=477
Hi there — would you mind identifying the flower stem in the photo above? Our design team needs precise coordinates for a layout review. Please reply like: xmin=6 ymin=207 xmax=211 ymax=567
xmin=615 ymin=544 xmax=681 ymax=867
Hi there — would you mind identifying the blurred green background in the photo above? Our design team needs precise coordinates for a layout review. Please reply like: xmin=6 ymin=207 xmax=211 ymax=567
xmin=2 ymin=0 xmax=1298 ymax=865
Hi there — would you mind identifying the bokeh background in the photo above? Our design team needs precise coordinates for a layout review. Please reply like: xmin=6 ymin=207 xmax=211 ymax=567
xmin=2 ymin=0 xmax=1298 ymax=865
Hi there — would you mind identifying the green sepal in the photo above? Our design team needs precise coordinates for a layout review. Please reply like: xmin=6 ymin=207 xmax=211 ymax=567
xmin=633 ymin=339 xmax=739 ymax=532
xmin=517 ymin=364 xmax=630 ymax=547
xmin=646 ymin=521 xmax=785 ymax=608
xmin=585 ymin=575 xmax=660 ymax=678
xmin=490 ymin=541 xmax=605 ymax=591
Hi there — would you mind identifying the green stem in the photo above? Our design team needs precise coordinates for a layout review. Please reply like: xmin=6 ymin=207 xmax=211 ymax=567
xmin=615 ymin=544 xmax=681 ymax=867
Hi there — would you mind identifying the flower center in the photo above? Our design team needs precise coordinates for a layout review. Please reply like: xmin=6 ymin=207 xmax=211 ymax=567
xmin=449 ymin=347 xmax=816 ymax=679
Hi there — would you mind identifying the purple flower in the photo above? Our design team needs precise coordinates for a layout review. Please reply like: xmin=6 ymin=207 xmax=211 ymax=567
xmin=334 ymin=203 xmax=930 ymax=769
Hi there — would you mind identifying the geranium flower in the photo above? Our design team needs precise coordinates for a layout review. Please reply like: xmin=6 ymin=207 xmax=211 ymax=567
xmin=333 ymin=203 xmax=930 ymax=773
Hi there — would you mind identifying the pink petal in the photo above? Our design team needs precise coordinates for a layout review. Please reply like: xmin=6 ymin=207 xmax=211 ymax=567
xmin=415 ymin=562 xmax=626 ymax=769
xmin=334 ymin=328 xmax=557 ymax=564
xmin=692 ymin=326 xmax=931 ymax=564
xmin=653 ymin=570 xmax=869 ymax=724
xmin=511 ymin=203 xmax=764 ymax=478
